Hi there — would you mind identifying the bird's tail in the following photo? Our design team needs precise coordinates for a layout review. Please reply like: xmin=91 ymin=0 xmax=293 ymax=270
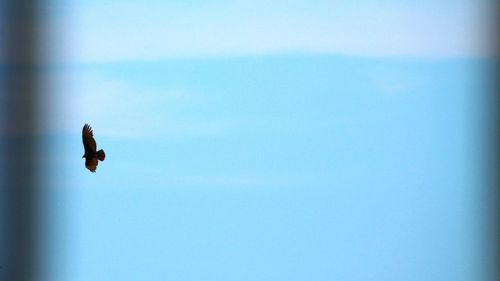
xmin=97 ymin=149 xmax=106 ymax=161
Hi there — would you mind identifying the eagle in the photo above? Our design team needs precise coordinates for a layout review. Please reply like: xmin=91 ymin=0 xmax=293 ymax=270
xmin=82 ymin=124 xmax=106 ymax=172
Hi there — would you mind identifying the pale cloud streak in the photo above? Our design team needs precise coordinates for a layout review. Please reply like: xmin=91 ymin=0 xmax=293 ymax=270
xmin=43 ymin=70 xmax=228 ymax=139
xmin=44 ymin=0 xmax=493 ymax=63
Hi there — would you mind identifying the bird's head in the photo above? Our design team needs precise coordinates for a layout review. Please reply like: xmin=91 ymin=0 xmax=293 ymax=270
xmin=82 ymin=155 xmax=85 ymax=158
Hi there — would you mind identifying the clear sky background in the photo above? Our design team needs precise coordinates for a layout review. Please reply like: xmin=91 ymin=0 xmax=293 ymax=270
xmin=40 ymin=1 xmax=494 ymax=281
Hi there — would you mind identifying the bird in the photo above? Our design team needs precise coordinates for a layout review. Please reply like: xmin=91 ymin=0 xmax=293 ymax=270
xmin=82 ymin=124 xmax=105 ymax=172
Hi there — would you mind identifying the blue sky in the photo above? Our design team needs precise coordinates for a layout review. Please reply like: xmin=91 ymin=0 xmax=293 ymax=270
xmin=39 ymin=1 xmax=494 ymax=281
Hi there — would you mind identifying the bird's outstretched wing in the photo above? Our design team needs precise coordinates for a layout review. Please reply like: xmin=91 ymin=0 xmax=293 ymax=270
xmin=85 ymin=157 xmax=98 ymax=172
xmin=82 ymin=124 xmax=97 ymax=153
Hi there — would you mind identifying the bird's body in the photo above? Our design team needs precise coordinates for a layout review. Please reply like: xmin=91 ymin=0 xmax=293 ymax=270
xmin=82 ymin=124 xmax=105 ymax=172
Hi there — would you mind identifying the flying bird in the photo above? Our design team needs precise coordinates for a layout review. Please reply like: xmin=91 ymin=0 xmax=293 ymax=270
xmin=82 ymin=124 xmax=106 ymax=172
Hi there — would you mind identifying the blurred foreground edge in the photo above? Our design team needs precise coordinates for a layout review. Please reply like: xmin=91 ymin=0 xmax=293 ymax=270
xmin=1 ymin=0 xmax=43 ymax=281
xmin=493 ymin=3 xmax=500 ymax=281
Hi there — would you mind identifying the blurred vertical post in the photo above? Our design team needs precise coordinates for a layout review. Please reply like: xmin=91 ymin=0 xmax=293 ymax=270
xmin=1 ymin=0 xmax=43 ymax=280
xmin=489 ymin=2 xmax=500 ymax=281
xmin=494 ymin=3 xmax=500 ymax=281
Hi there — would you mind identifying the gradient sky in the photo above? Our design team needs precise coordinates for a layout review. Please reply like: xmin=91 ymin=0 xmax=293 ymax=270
xmin=39 ymin=1 xmax=494 ymax=281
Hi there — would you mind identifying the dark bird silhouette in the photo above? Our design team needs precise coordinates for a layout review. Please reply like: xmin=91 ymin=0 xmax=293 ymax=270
xmin=82 ymin=124 xmax=105 ymax=172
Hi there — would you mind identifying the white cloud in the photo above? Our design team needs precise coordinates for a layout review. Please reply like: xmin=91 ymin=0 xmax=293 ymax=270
xmin=43 ymin=70 xmax=228 ymax=139
xmin=42 ymin=0 xmax=493 ymax=63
